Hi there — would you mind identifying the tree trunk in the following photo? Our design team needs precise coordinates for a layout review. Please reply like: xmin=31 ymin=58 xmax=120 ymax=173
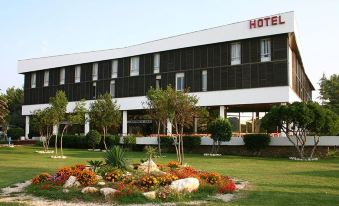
xmin=103 ymin=127 xmax=107 ymax=150
xmin=310 ymin=136 xmax=320 ymax=159
xmin=60 ymin=125 xmax=68 ymax=157
xmin=157 ymin=121 xmax=161 ymax=156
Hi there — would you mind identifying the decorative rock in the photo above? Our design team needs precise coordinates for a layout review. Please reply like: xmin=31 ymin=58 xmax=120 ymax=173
xmin=137 ymin=159 xmax=160 ymax=173
xmin=62 ymin=189 xmax=69 ymax=193
xmin=94 ymin=149 xmax=101 ymax=152
xmin=74 ymin=181 xmax=81 ymax=187
xmin=81 ymin=186 xmax=98 ymax=194
xmin=100 ymin=188 xmax=119 ymax=198
xmin=96 ymin=175 xmax=103 ymax=180
xmin=97 ymin=181 xmax=106 ymax=186
xmin=169 ymin=177 xmax=199 ymax=193
xmin=143 ymin=191 xmax=156 ymax=200
xmin=63 ymin=176 xmax=77 ymax=188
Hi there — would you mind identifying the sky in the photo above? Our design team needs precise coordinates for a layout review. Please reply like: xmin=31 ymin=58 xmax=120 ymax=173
xmin=0 ymin=0 xmax=338 ymax=100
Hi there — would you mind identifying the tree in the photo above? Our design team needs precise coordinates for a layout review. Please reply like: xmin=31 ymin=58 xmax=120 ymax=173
xmin=59 ymin=100 xmax=86 ymax=157
xmin=49 ymin=91 xmax=68 ymax=156
xmin=89 ymin=93 xmax=121 ymax=150
xmin=86 ymin=130 xmax=101 ymax=150
xmin=261 ymin=102 xmax=339 ymax=159
xmin=319 ymin=74 xmax=339 ymax=115
xmin=144 ymin=87 xmax=168 ymax=156
xmin=207 ymin=118 xmax=232 ymax=154
xmin=32 ymin=108 xmax=54 ymax=152
xmin=4 ymin=87 xmax=24 ymax=128
xmin=0 ymin=95 xmax=9 ymax=135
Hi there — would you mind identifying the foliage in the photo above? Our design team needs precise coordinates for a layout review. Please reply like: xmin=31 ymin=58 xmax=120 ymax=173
xmin=104 ymin=134 xmax=121 ymax=148
xmin=77 ymin=169 xmax=98 ymax=186
xmin=158 ymin=173 xmax=178 ymax=186
xmin=0 ymin=95 xmax=9 ymax=132
xmin=207 ymin=118 xmax=232 ymax=154
xmin=144 ymin=146 xmax=157 ymax=159
xmin=104 ymin=146 xmax=127 ymax=169
xmin=89 ymin=93 xmax=121 ymax=150
xmin=170 ymin=166 xmax=199 ymax=179
xmin=167 ymin=161 xmax=180 ymax=169
xmin=200 ymin=172 xmax=222 ymax=185
xmin=160 ymin=136 xmax=173 ymax=150
xmin=138 ymin=175 xmax=160 ymax=189
xmin=3 ymin=87 xmax=24 ymax=128
xmin=50 ymin=164 xmax=97 ymax=186
xmin=123 ymin=135 xmax=136 ymax=149
xmin=86 ymin=130 xmax=101 ymax=149
xmin=183 ymin=136 xmax=201 ymax=152
xmin=261 ymin=101 xmax=339 ymax=159
xmin=32 ymin=173 xmax=52 ymax=184
xmin=87 ymin=160 xmax=103 ymax=173
xmin=243 ymin=133 xmax=271 ymax=155
xmin=7 ymin=127 xmax=24 ymax=140
xmin=215 ymin=177 xmax=236 ymax=193
xmin=319 ymin=74 xmax=339 ymax=115
xmin=50 ymin=135 xmax=88 ymax=149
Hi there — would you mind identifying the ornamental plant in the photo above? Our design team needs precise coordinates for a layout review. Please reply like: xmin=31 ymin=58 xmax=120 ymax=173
xmin=139 ymin=175 xmax=160 ymax=189
xmin=158 ymin=173 xmax=178 ymax=186
xmin=200 ymin=172 xmax=222 ymax=185
xmin=32 ymin=173 xmax=52 ymax=184
xmin=105 ymin=169 xmax=123 ymax=183
xmin=167 ymin=161 xmax=180 ymax=169
xmin=77 ymin=169 xmax=98 ymax=186
xmin=170 ymin=166 xmax=199 ymax=179
xmin=215 ymin=177 xmax=236 ymax=193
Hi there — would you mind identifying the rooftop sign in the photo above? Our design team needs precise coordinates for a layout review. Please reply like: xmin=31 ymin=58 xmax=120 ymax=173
xmin=249 ymin=15 xmax=285 ymax=29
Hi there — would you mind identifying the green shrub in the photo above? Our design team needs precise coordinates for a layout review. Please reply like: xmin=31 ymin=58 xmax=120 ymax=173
xmin=7 ymin=128 xmax=24 ymax=140
xmin=123 ymin=135 xmax=136 ymax=149
xmin=105 ymin=146 xmax=127 ymax=170
xmin=86 ymin=130 xmax=101 ymax=149
xmin=183 ymin=136 xmax=201 ymax=152
xmin=106 ymin=135 xmax=121 ymax=148
xmin=243 ymin=133 xmax=271 ymax=155
xmin=50 ymin=135 xmax=87 ymax=149
xmin=160 ymin=136 xmax=173 ymax=148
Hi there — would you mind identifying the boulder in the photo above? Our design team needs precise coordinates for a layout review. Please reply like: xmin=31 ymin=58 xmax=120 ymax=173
xmin=63 ymin=176 xmax=77 ymax=188
xmin=97 ymin=181 xmax=106 ymax=186
xmin=169 ymin=177 xmax=199 ymax=193
xmin=138 ymin=159 xmax=160 ymax=173
xmin=81 ymin=186 xmax=98 ymax=194
xmin=143 ymin=191 xmax=156 ymax=200
xmin=62 ymin=189 xmax=69 ymax=193
xmin=100 ymin=188 xmax=119 ymax=198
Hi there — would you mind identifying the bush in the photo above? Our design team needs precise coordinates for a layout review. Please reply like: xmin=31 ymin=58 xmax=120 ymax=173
xmin=243 ymin=133 xmax=271 ymax=155
xmin=50 ymin=135 xmax=87 ymax=149
xmin=183 ymin=136 xmax=201 ymax=152
xmin=7 ymin=128 xmax=24 ymax=140
xmin=86 ymin=130 xmax=101 ymax=149
xmin=105 ymin=146 xmax=127 ymax=169
xmin=106 ymin=135 xmax=121 ymax=148
xmin=123 ymin=135 xmax=136 ymax=149
xmin=160 ymin=136 xmax=173 ymax=151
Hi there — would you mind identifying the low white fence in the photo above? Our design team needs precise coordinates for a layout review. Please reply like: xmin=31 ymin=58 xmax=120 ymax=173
xmin=135 ymin=136 xmax=339 ymax=146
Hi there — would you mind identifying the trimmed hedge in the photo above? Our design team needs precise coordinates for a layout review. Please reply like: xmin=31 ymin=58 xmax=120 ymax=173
xmin=50 ymin=135 xmax=88 ymax=149
xmin=7 ymin=128 xmax=25 ymax=140
xmin=243 ymin=133 xmax=271 ymax=155
xmin=183 ymin=136 xmax=201 ymax=152
xmin=86 ymin=130 xmax=101 ymax=149
xmin=99 ymin=135 xmax=121 ymax=149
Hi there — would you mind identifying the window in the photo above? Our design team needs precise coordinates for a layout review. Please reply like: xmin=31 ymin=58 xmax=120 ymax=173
xmin=92 ymin=63 xmax=98 ymax=81
xmin=75 ymin=66 xmax=81 ymax=83
xmin=156 ymin=75 xmax=161 ymax=89
xmin=153 ymin=53 xmax=160 ymax=73
xmin=111 ymin=60 xmax=118 ymax=78
xmin=60 ymin=68 xmax=65 ymax=85
xmin=130 ymin=56 xmax=139 ymax=76
xmin=44 ymin=71 xmax=49 ymax=87
xmin=92 ymin=82 xmax=96 ymax=99
xmin=261 ymin=39 xmax=271 ymax=62
xmin=202 ymin=70 xmax=207 ymax=91
xmin=175 ymin=73 xmax=185 ymax=91
xmin=231 ymin=42 xmax=241 ymax=65
xmin=110 ymin=80 xmax=115 ymax=97
xmin=31 ymin=73 xmax=36 ymax=88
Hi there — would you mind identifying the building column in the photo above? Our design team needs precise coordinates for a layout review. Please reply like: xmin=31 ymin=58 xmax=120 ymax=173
xmin=194 ymin=117 xmax=198 ymax=134
xmin=122 ymin=111 xmax=127 ymax=136
xmin=166 ymin=119 xmax=172 ymax=135
xmin=251 ymin=112 xmax=255 ymax=133
xmin=25 ymin=116 xmax=30 ymax=139
xmin=84 ymin=113 xmax=90 ymax=135
xmin=219 ymin=106 xmax=225 ymax=119
xmin=238 ymin=112 xmax=241 ymax=137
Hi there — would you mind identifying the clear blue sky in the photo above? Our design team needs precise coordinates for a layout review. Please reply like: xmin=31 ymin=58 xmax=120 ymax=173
xmin=0 ymin=0 xmax=338 ymax=100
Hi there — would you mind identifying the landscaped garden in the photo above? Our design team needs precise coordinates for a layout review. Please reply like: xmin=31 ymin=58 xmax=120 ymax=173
xmin=1 ymin=146 xmax=339 ymax=205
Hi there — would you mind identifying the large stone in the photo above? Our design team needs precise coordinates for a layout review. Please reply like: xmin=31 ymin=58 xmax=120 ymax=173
xmin=81 ymin=186 xmax=98 ymax=194
xmin=100 ymin=188 xmax=119 ymax=198
xmin=169 ymin=177 xmax=199 ymax=193
xmin=63 ymin=176 xmax=77 ymax=188
xmin=137 ymin=159 xmax=160 ymax=173
xmin=143 ymin=191 xmax=156 ymax=200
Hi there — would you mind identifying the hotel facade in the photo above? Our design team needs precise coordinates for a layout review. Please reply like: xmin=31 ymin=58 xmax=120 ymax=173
xmin=18 ymin=11 xmax=314 ymax=138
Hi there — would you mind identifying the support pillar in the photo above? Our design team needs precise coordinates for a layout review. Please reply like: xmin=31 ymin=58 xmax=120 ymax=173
xmin=25 ymin=116 xmax=30 ymax=139
xmin=122 ymin=111 xmax=127 ymax=136
xmin=84 ymin=113 xmax=90 ymax=135
xmin=166 ymin=119 xmax=172 ymax=135
xmin=194 ymin=117 xmax=198 ymax=134
xmin=219 ymin=106 xmax=225 ymax=119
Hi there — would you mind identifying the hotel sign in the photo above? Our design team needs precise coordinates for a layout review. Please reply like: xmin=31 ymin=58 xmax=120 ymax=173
xmin=249 ymin=15 xmax=285 ymax=29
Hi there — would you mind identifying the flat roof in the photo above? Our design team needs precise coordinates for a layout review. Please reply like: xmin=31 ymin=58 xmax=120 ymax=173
xmin=18 ymin=11 xmax=295 ymax=73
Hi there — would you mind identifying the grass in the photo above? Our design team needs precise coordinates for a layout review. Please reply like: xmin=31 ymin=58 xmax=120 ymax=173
xmin=0 ymin=146 xmax=339 ymax=205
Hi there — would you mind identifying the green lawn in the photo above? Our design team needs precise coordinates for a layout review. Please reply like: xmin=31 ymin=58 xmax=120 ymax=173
xmin=0 ymin=146 xmax=339 ymax=206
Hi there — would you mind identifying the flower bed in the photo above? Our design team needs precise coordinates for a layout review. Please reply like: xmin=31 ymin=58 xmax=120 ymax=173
xmin=26 ymin=161 xmax=242 ymax=204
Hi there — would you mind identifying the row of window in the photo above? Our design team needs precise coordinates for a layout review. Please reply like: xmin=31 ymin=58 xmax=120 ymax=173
xmin=30 ymin=39 xmax=271 ymax=89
